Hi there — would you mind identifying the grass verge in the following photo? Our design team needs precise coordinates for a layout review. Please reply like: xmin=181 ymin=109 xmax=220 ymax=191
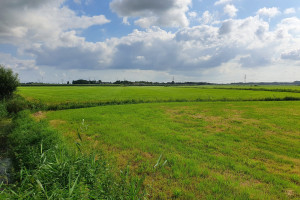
xmin=0 ymin=110 xmax=146 ymax=199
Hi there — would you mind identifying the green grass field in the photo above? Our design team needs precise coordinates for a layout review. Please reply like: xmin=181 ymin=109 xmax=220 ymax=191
xmin=18 ymin=86 xmax=300 ymax=109
xmin=44 ymin=101 xmax=300 ymax=199
xmin=19 ymin=86 xmax=300 ymax=199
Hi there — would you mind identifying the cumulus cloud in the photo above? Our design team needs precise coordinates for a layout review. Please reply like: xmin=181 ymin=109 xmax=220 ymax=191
xmin=1 ymin=0 xmax=300 ymax=83
xmin=110 ymin=0 xmax=191 ymax=27
xmin=0 ymin=0 xmax=110 ymax=46
xmin=0 ymin=0 xmax=111 ymax=77
xmin=256 ymin=7 xmax=281 ymax=18
xmin=7 ymin=14 xmax=300 ymax=76
xmin=224 ymin=4 xmax=238 ymax=18
xmin=276 ymin=17 xmax=300 ymax=37
xmin=199 ymin=11 xmax=215 ymax=24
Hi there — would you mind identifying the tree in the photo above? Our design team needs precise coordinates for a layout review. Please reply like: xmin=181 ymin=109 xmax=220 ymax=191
xmin=0 ymin=65 xmax=19 ymax=99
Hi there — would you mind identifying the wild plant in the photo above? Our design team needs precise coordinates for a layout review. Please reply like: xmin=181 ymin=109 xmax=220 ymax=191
xmin=1 ymin=111 xmax=146 ymax=199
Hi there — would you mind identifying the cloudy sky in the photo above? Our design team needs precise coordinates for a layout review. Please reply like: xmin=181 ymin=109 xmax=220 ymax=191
xmin=1 ymin=0 xmax=300 ymax=83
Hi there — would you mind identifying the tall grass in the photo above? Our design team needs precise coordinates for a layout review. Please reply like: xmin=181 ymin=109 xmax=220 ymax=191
xmin=0 ymin=111 xmax=146 ymax=199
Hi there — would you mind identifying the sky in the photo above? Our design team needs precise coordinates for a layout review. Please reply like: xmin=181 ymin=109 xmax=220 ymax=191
xmin=0 ymin=0 xmax=300 ymax=83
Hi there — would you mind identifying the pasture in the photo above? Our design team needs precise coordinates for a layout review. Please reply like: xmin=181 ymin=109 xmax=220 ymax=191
xmin=18 ymin=86 xmax=300 ymax=109
xmin=19 ymin=86 xmax=300 ymax=199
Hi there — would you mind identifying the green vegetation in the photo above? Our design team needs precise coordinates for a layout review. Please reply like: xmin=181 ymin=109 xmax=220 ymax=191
xmin=0 ymin=65 xmax=19 ymax=100
xmin=210 ymin=85 xmax=300 ymax=93
xmin=0 ymin=102 xmax=7 ymax=119
xmin=0 ymin=111 xmax=145 ymax=199
xmin=3 ymin=85 xmax=300 ymax=199
xmin=18 ymin=86 xmax=300 ymax=110
xmin=45 ymin=101 xmax=300 ymax=199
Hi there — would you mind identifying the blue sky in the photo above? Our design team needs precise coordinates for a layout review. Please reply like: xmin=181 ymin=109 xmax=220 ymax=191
xmin=0 ymin=0 xmax=300 ymax=83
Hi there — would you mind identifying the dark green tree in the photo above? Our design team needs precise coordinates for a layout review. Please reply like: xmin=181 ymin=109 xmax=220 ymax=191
xmin=0 ymin=64 xmax=19 ymax=99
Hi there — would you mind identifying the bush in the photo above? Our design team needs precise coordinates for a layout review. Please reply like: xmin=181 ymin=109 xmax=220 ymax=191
xmin=0 ymin=65 xmax=19 ymax=100
xmin=0 ymin=101 xmax=7 ymax=119
xmin=5 ymin=95 xmax=30 ymax=114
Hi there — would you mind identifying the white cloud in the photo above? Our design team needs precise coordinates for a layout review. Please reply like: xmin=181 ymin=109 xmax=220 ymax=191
xmin=188 ymin=11 xmax=197 ymax=18
xmin=199 ymin=11 xmax=215 ymax=24
xmin=256 ymin=7 xmax=281 ymax=18
xmin=284 ymin=8 xmax=296 ymax=15
xmin=134 ymin=17 xmax=158 ymax=28
xmin=276 ymin=17 xmax=300 ymax=37
xmin=0 ymin=0 xmax=110 ymax=46
xmin=110 ymin=0 xmax=191 ymax=28
xmin=0 ymin=53 xmax=38 ymax=72
xmin=1 ymin=0 xmax=300 ymax=83
xmin=214 ymin=0 xmax=232 ymax=6
xmin=122 ymin=17 xmax=130 ymax=25
xmin=6 ymin=15 xmax=300 ymax=77
xmin=224 ymin=4 xmax=238 ymax=18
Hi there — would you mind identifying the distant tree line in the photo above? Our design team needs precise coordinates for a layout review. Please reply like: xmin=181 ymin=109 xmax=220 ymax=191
xmin=72 ymin=79 xmax=102 ymax=84
xmin=71 ymin=79 xmax=212 ymax=85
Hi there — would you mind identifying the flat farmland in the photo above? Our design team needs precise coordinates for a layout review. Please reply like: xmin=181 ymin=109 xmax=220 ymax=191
xmin=23 ymin=86 xmax=300 ymax=199
xmin=18 ymin=86 xmax=300 ymax=109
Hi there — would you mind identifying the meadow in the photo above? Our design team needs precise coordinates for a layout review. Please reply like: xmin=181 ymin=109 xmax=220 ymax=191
xmin=44 ymin=101 xmax=299 ymax=199
xmin=16 ymin=86 xmax=300 ymax=199
xmin=18 ymin=86 xmax=300 ymax=110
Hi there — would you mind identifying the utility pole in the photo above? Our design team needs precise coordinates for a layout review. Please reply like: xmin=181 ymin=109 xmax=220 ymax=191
xmin=244 ymin=74 xmax=247 ymax=84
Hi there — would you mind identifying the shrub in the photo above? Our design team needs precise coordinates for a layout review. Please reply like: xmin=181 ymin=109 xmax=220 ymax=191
xmin=0 ymin=101 xmax=7 ymax=119
xmin=5 ymin=95 xmax=30 ymax=114
xmin=0 ymin=65 xmax=19 ymax=100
